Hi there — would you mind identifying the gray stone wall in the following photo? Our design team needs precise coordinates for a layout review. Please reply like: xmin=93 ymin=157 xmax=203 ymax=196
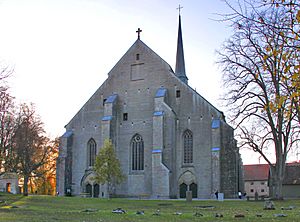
xmin=219 ymin=122 xmax=240 ymax=198
xmin=57 ymin=39 xmax=241 ymax=199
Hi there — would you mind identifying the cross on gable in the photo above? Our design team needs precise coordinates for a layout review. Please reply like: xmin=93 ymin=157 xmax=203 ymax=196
xmin=136 ymin=28 xmax=142 ymax=39
xmin=177 ymin=4 xmax=183 ymax=15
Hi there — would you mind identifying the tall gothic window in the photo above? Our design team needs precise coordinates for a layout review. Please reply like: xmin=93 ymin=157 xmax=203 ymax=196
xmin=131 ymin=134 xmax=144 ymax=171
xmin=183 ymin=130 xmax=193 ymax=164
xmin=87 ymin=138 xmax=96 ymax=167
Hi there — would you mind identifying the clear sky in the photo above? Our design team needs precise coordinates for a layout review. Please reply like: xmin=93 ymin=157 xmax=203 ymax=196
xmin=0 ymin=0 xmax=292 ymax=164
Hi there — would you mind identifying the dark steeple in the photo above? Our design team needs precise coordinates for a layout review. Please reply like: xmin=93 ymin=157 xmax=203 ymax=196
xmin=175 ymin=13 xmax=188 ymax=84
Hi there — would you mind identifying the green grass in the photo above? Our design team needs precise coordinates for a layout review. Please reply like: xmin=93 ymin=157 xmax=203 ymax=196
xmin=1 ymin=193 xmax=300 ymax=221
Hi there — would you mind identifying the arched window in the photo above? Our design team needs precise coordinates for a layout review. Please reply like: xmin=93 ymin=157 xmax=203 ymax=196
xmin=131 ymin=134 xmax=144 ymax=171
xmin=87 ymin=138 xmax=96 ymax=167
xmin=183 ymin=130 xmax=193 ymax=164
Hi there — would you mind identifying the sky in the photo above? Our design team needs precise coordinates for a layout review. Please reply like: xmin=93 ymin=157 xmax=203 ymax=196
xmin=0 ymin=0 xmax=296 ymax=164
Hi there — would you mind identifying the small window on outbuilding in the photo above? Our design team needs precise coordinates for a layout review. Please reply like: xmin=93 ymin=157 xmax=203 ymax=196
xmin=176 ymin=90 xmax=181 ymax=98
xmin=136 ymin=54 xmax=140 ymax=60
xmin=261 ymin=189 xmax=265 ymax=192
xmin=250 ymin=189 xmax=254 ymax=193
xmin=123 ymin=113 xmax=128 ymax=121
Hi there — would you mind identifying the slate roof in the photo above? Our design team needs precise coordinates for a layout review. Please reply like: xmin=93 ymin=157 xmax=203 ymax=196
xmin=283 ymin=163 xmax=300 ymax=185
xmin=155 ymin=88 xmax=167 ymax=98
xmin=62 ymin=130 xmax=73 ymax=138
xmin=244 ymin=164 xmax=269 ymax=181
xmin=105 ymin=94 xmax=118 ymax=104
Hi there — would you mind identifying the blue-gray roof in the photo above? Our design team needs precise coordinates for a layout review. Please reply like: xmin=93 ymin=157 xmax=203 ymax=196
xmin=153 ymin=111 xmax=164 ymax=116
xmin=211 ymin=147 xmax=220 ymax=152
xmin=155 ymin=88 xmax=167 ymax=98
xmin=212 ymin=119 xmax=221 ymax=129
xmin=102 ymin=115 xmax=113 ymax=121
xmin=62 ymin=130 xmax=73 ymax=138
xmin=105 ymin=94 xmax=118 ymax=103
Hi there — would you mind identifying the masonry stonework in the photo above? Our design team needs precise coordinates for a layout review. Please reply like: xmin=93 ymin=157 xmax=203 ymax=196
xmin=56 ymin=16 xmax=242 ymax=199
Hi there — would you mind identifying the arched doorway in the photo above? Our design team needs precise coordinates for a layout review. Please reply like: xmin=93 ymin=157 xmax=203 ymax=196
xmin=190 ymin=183 xmax=197 ymax=198
xmin=179 ymin=183 xmax=187 ymax=198
xmin=178 ymin=171 xmax=198 ymax=198
xmin=86 ymin=184 xmax=92 ymax=197
xmin=93 ymin=184 xmax=99 ymax=198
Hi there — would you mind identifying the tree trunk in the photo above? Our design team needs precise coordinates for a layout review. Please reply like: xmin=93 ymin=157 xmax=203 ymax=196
xmin=106 ymin=182 xmax=110 ymax=199
xmin=270 ymin=166 xmax=284 ymax=199
xmin=23 ymin=175 xmax=29 ymax=196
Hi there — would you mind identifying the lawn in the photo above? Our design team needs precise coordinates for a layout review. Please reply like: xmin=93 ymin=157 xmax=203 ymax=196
xmin=1 ymin=193 xmax=300 ymax=221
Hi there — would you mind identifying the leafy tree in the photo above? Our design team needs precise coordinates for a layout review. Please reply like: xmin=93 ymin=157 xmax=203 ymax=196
xmin=218 ymin=1 xmax=300 ymax=199
xmin=34 ymin=137 xmax=59 ymax=195
xmin=93 ymin=139 xmax=124 ymax=198
xmin=267 ymin=0 xmax=300 ymax=123
xmin=9 ymin=103 xmax=53 ymax=196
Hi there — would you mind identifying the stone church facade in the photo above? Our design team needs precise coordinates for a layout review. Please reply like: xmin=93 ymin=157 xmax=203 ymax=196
xmin=56 ymin=15 xmax=242 ymax=199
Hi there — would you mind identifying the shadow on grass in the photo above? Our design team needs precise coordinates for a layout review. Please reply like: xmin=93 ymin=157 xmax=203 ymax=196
xmin=0 ymin=192 xmax=25 ymax=207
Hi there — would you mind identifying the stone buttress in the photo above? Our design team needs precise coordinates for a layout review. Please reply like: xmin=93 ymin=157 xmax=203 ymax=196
xmin=101 ymin=94 xmax=118 ymax=145
xmin=151 ymin=88 xmax=176 ymax=198
xmin=56 ymin=130 xmax=73 ymax=196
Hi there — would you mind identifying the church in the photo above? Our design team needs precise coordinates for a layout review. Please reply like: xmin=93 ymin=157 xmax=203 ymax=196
xmin=56 ymin=14 xmax=243 ymax=199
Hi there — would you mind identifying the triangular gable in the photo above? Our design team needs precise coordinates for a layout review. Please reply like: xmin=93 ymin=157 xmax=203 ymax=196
xmin=106 ymin=39 xmax=174 ymax=78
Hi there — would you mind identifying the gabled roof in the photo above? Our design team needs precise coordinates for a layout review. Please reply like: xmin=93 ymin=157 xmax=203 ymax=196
xmin=244 ymin=164 xmax=269 ymax=181
xmin=64 ymin=29 xmax=225 ymax=130
xmin=105 ymin=38 xmax=174 ymax=77
xmin=283 ymin=163 xmax=300 ymax=185
xmin=244 ymin=162 xmax=300 ymax=184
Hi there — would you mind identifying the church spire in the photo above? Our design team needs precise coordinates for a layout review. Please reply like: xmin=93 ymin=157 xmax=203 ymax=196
xmin=175 ymin=7 xmax=188 ymax=85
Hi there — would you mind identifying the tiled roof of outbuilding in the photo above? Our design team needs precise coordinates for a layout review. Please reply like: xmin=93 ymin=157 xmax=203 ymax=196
xmin=244 ymin=164 xmax=269 ymax=181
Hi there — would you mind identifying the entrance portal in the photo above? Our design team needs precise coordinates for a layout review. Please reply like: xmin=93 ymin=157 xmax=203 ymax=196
xmin=86 ymin=184 xmax=92 ymax=197
xmin=190 ymin=183 xmax=197 ymax=198
xmin=93 ymin=184 xmax=99 ymax=197
xmin=179 ymin=183 xmax=187 ymax=198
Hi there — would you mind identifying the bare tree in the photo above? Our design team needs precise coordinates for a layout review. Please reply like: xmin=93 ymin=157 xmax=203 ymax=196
xmin=0 ymin=89 xmax=15 ymax=172
xmin=0 ymin=64 xmax=14 ymax=172
xmin=9 ymin=103 xmax=52 ymax=196
xmin=218 ymin=1 xmax=300 ymax=199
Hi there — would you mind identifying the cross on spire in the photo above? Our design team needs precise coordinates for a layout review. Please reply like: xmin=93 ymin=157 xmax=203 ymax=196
xmin=136 ymin=28 xmax=142 ymax=39
xmin=177 ymin=4 xmax=183 ymax=15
